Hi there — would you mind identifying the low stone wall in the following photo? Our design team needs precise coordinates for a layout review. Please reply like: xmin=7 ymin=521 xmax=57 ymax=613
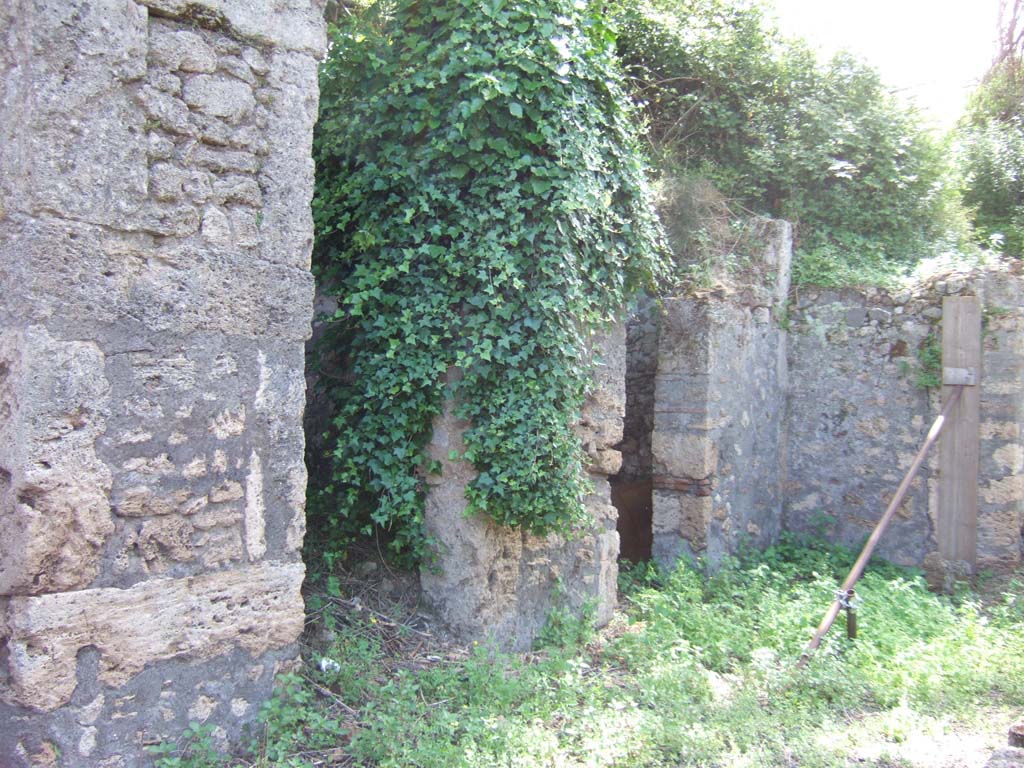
xmin=649 ymin=221 xmax=792 ymax=567
xmin=421 ymin=325 xmax=624 ymax=650
xmin=0 ymin=2 xmax=324 ymax=765
xmin=785 ymin=262 xmax=1024 ymax=576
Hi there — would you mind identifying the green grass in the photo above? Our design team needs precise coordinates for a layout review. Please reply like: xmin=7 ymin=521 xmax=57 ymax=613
xmin=152 ymin=537 xmax=1024 ymax=767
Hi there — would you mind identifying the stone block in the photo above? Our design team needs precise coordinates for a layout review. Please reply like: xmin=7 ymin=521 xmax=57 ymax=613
xmin=587 ymin=447 xmax=623 ymax=476
xmin=1 ymin=561 xmax=305 ymax=711
xmin=214 ymin=175 xmax=263 ymax=207
xmin=135 ymin=516 xmax=197 ymax=567
xmin=1 ymin=216 xmax=314 ymax=341
xmin=654 ymin=372 xmax=711 ymax=413
xmin=149 ymin=24 xmax=218 ymax=73
xmin=193 ymin=146 xmax=260 ymax=174
xmin=652 ymin=490 xmax=712 ymax=549
xmin=652 ymin=432 xmax=718 ymax=479
xmin=138 ymin=0 xmax=327 ymax=56
xmin=242 ymin=47 xmax=270 ymax=76
xmin=981 ymin=476 xmax=1024 ymax=505
xmin=992 ymin=444 xmax=1024 ymax=473
xmin=182 ymin=74 xmax=256 ymax=123
xmin=978 ymin=507 xmax=1024 ymax=551
xmin=0 ymin=327 xmax=113 ymax=595
xmin=138 ymin=86 xmax=193 ymax=137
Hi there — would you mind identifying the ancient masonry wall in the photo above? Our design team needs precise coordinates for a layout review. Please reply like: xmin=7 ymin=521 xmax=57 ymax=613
xmin=650 ymin=221 xmax=792 ymax=567
xmin=785 ymin=263 xmax=1024 ymax=577
xmin=421 ymin=325 xmax=624 ymax=651
xmin=0 ymin=2 xmax=324 ymax=766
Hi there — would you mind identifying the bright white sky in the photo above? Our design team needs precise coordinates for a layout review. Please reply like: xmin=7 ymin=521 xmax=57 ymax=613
xmin=768 ymin=0 xmax=1001 ymax=127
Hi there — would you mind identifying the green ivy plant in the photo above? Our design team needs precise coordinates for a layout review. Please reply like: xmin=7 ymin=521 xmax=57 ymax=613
xmin=310 ymin=0 xmax=667 ymax=563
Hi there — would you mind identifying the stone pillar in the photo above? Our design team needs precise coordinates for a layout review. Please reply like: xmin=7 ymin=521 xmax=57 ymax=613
xmin=652 ymin=221 xmax=791 ymax=568
xmin=0 ymin=2 xmax=324 ymax=765
xmin=974 ymin=267 xmax=1024 ymax=575
xmin=421 ymin=325 xmax=625 ymax=650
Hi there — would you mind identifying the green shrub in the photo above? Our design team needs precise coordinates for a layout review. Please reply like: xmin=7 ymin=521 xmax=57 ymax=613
xmin=958 ymin=113 xmax=1024 ymax=257
xmin=611 ymin=0 xmax=954 ymax=286
xmin=915 ymin=334 xmax=942 ymax=389
xmin=954 ymin=9 xmax=1024 ymax=258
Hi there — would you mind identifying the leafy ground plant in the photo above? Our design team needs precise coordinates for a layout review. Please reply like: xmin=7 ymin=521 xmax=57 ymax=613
xmin=152 ymin=538 xmax=1024 ymax=767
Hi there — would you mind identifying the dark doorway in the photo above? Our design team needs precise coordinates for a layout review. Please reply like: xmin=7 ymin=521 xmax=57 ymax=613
xmin=611 ymin=477 xmax=652 ymax=562
xmin=610 ymin=302 xmax=659 ymax=563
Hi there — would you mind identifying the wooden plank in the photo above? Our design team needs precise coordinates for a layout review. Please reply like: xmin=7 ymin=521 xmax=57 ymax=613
xmin=938 ymin=296 xmax=981 ymax=568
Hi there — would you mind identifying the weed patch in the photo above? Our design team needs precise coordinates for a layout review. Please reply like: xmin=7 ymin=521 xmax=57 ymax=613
xmin=152 ymin=539 xmax=1024 ymax=767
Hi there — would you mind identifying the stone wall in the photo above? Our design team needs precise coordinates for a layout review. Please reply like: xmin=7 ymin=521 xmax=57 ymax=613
xmin=617 ymin=299 xmax=661 ymax=484
xmin=649 ymin=221 xmax=792 ymax=567
xmin=785 ymin=262 xmax=1024 ymax=576
xmin=0 ymin=1 xmax=324 ymax=765
xmin=421 ymin=325 xmax=624 ymax=651
xmin=618 ymin=228 xmax=1021 ymax=579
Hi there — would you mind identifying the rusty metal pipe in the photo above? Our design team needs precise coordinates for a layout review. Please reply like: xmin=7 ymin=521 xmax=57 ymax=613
xmin=796 ymin=385 xmax=965 ymax=669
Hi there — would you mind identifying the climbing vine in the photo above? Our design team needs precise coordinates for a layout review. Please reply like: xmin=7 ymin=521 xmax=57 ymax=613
xmin=310 ymin=0 xmax=667 ymax=562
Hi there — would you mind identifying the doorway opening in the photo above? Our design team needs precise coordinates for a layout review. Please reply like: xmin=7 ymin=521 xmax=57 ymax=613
xmin=610 ymin=301 xmax=659 ymax=563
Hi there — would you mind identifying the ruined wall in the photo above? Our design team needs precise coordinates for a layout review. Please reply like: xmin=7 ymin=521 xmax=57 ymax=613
xmin=650 ymin=221 xmax=792 ymax=567
xmin=421 ymin=325 xmax=624 ymax=651
xmin=0 ymin=1 xmax=324 ymax=765
xmin=785 ymin=262 xmax=1024 ymax=575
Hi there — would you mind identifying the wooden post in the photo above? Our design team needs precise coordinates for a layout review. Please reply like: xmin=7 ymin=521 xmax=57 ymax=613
xmin=938 ymin=296 xmax=981 ymax=570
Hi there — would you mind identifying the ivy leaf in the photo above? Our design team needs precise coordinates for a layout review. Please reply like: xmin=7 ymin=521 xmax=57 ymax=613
xmin=530 ymin=178 xmax=552 ymax=195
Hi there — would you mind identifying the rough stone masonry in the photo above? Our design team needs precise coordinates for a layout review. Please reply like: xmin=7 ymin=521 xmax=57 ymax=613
xmin=613 ymin=218 xmax=1022 ymax=579
xmin=421 ymin=326 xmax=624 ymax=651
xmin=616 ymin=221 xmax=792 ymax=569
xmin=0 ymin=1 xmax=325 ymax=765
xmin=785 ymin=262 xmax=1024 ymax=579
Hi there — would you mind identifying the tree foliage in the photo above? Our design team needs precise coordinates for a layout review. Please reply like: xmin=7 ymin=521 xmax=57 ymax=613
xmin=610 ymin=0 xmax=951 ymax=283
xmin=957 ymin=0 xmax=1024 ymax=257
xmin=310 ymin=0 xmax=667 ymax=562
